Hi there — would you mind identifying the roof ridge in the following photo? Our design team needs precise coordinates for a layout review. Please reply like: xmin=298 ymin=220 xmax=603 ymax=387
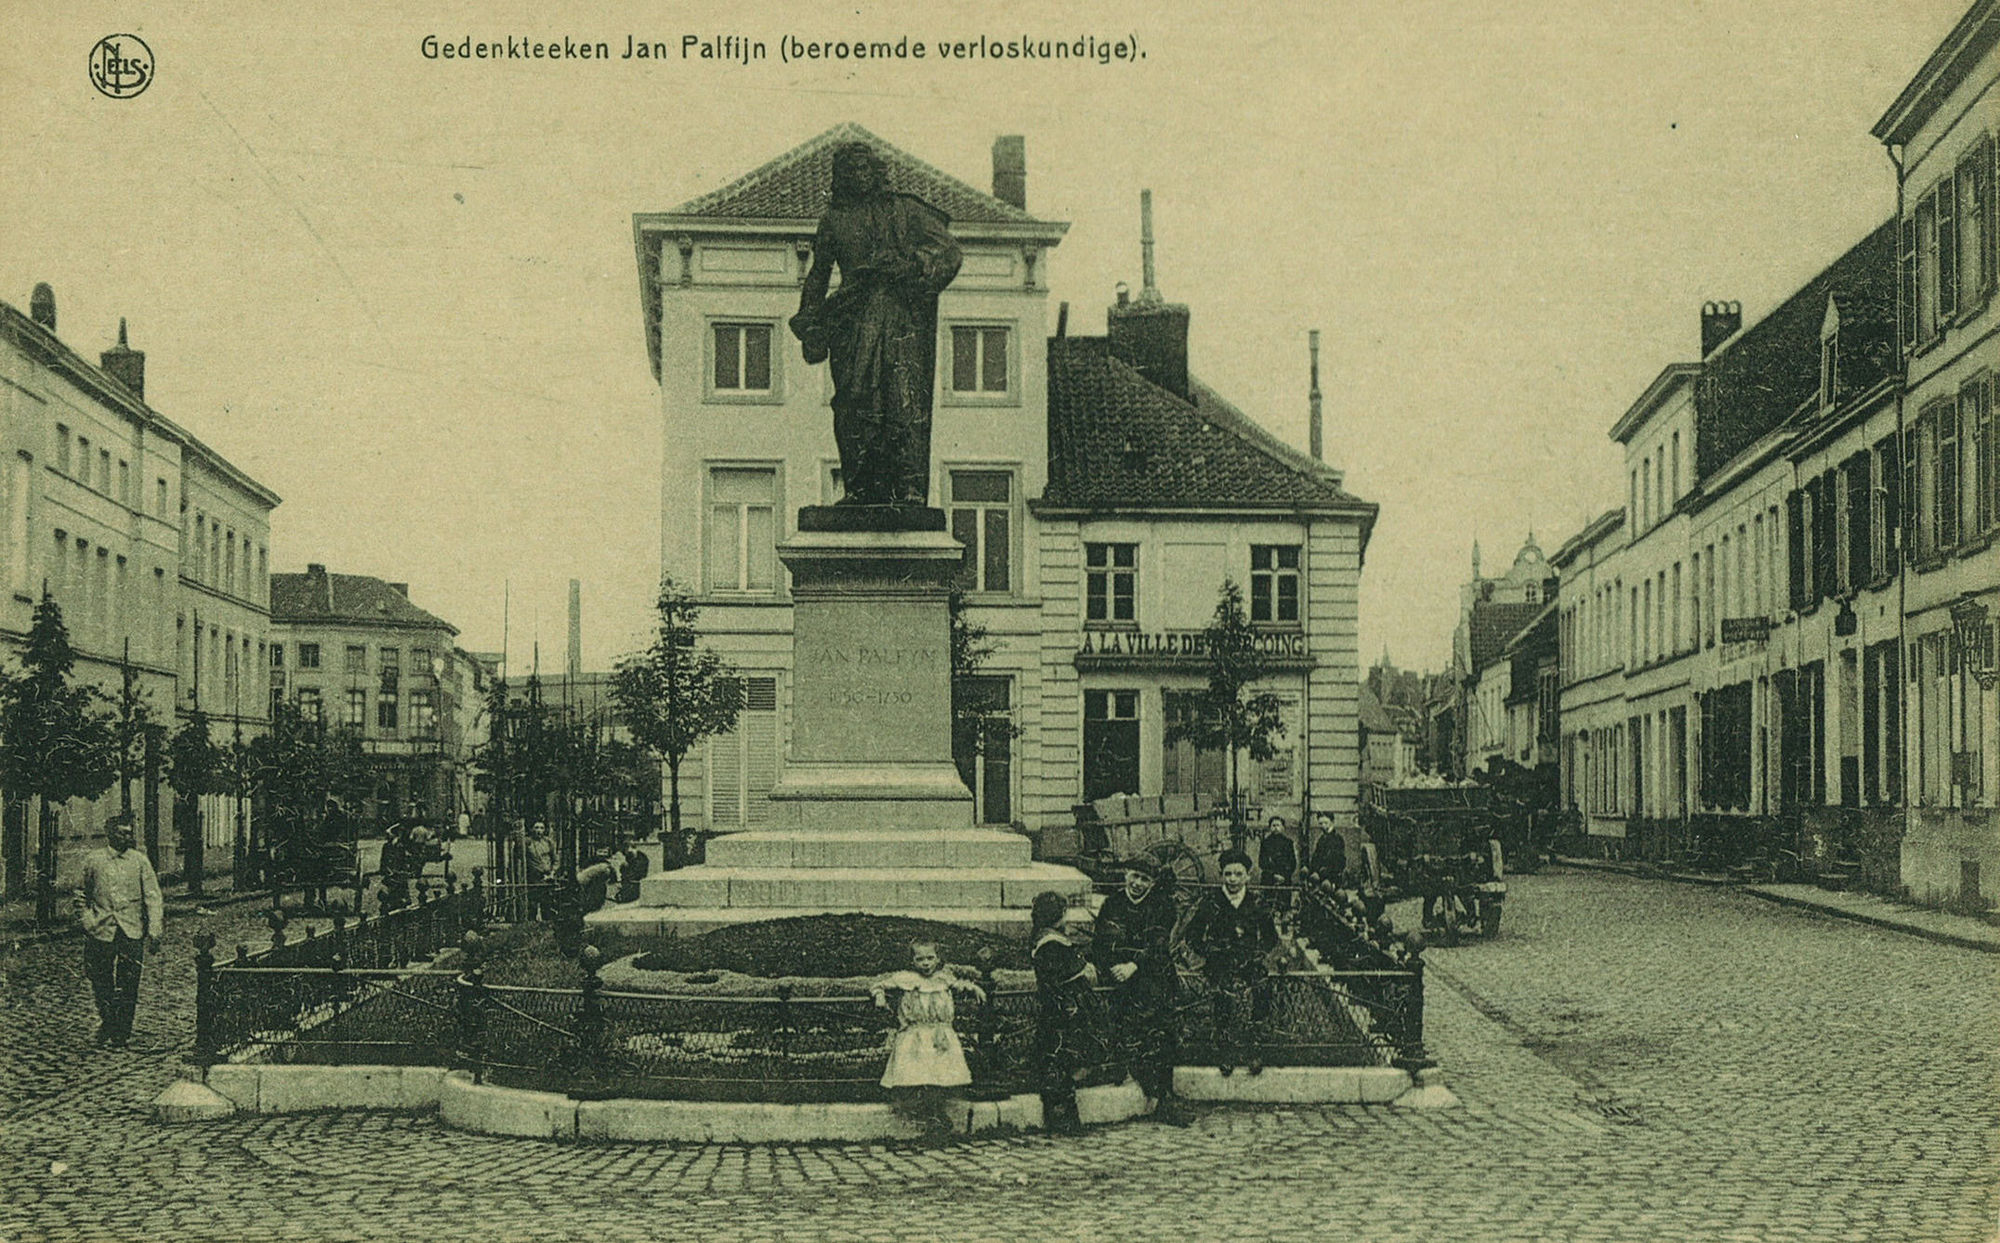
xmin=668 ymin=122 xmax=1039 ymax=223
xmin=1187 ymin=373 xmax=1343 ymax=486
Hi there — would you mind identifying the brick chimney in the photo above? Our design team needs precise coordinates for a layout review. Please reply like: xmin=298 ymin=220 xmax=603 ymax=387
xmin=100 ymin=318 xmax=145 ymax=401
xmin=29 ymin=284 xmax=55 ymax=332
xmin=1106 ymin=190 xmax=1190 ymax=401
xmin=991 ymin=135 xmax=1026 ymax=209
xmin=1701 ymin=301 xmax=1741 ymax=357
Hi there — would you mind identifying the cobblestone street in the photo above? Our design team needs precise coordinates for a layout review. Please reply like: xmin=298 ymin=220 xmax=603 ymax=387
xmin=1 ymin=869 xmax=1994 ymax=1242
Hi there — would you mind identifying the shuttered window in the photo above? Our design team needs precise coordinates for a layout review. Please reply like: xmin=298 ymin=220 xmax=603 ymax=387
xmin=709 ymin=676 xmax=778 ymax=827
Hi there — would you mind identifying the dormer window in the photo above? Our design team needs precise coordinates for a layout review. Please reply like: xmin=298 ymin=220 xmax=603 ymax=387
xmin=1819 ymin=294 xmax=1841 ymax=413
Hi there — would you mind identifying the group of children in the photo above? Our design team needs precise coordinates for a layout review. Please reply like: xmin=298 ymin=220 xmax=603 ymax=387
xmin=869 ymin=847 xmax=1283 ymax=1138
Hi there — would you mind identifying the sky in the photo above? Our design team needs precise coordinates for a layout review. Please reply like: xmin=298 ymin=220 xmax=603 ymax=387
xmin=0 ymin=0 xmax=1969 ymax=675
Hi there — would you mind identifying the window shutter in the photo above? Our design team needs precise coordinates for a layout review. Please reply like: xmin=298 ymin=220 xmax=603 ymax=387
xmin=1900 ymin=213 xmax=1918 ymax=352
xmin=1800 ymin=493 xmax=1816 ymax=615
xmin=1976 ymin=135 xmax=1997 ymax=297
xmin=1880 ymin=434 xmax=1902 ymax=572
xmin=1815 ymin=470 xmax=1839 ymax=602
xmin=1846 ymin=453 xmax=1871 ymax=588
xmin=1939 ymin=182 xmax=1960 ymax=323
xmin=1902 ymin=424 xmax=1920 ymax=559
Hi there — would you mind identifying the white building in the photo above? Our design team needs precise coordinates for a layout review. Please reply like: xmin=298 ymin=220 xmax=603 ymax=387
xmin=631 ymin=125 xmax=1376 ymax=837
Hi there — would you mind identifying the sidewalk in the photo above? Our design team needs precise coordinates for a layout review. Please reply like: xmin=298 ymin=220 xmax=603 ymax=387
xmin=1556 ymin=856 xmax=2000 ymax=953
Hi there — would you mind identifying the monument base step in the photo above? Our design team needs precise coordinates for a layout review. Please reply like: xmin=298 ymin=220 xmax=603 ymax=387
xmin=585 ymin=904 xmax=1047 ymax=938
xmin=705 ymin=828 xmax=1033 ymax=871
xmin=637 ymin=863 xmax=1090 ymax=912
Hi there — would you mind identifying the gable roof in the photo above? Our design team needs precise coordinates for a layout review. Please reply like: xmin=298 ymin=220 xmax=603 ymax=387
xmin=1357 ymin=684 xmax=1399 ymax=736
xmin=1041 ymin=336 xmax=1375 ymax=534
xmin=666 ymin=123 xmax=1052 ymax=226
xmin=1694 ymin=220 xmax=1897 ymax=484
xmin=1466 ymin=600 xmax=1545 ymax=676
xmin=271 ymin=570 xmax=457 ymax=634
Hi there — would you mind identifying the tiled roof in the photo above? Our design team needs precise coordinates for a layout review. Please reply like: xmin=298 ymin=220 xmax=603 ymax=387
xmin=1043 ymin=337 xmax=1372 ymax=515
xmin=665 ymin=123 xmax=1050 ymax=226
xmin=1466 ymin=601 xmax=1545 ymax=675
xmin=271 ymin=571 xmax=457 ymax=634
xmin=1695 ymin=220 xmax=1897 ymax=483
xmin=1358 ymin=684 xmax=1399 ymax=735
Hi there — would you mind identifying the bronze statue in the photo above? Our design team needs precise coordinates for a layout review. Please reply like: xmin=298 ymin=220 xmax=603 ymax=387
xmin=790 ymin=143 xmax=962 ymax=506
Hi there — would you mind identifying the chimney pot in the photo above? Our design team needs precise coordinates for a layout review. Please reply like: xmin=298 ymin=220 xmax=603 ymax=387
xmin=29 ymin=283 xmax=55 ymax=332
xmin=991 ymin=135 xmax=1026 ymax=209
xmin=1700 ymin=300 xmax=1742 ymax=357
xmin=307 ymin=563 xmax=327 ymax=575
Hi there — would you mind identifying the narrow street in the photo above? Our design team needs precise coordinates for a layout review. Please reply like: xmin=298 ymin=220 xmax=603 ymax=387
xmin=1 ymin=868 xmax=1992 ymax=1242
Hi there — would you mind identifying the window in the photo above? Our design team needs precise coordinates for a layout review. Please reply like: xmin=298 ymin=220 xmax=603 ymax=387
xmin=377 ymin=686 xmax=399 ymax=731
xmin=947 ymin=470 xmax=1013 ymax=593
xmin=345 ymin=688 xmax=366 ymax=727
xmin=1085 ymin=543 xmax=1137 ymax=626
xmin=1162 ymin=689 xmax=1226 ymax=800
xmin=1956 ymin=136 xmax=1994 ymax=311
xmin=710 ymin=322 xmax=773 ymax=393
xmin=412 ymin=645 xmax=434 ymax=676
xmin=1670 ymin=432 xmax=1680 ymax=505
xmin=271 ymin=643 xmax=284 ymax=669
xmin=379 ymin=646 xmax=400 ymax=679
xmin=98 ymin=450 xmax=110 ymax=494
xmin=55 ymin=426 xmax=70 ymax=475
xmin=706 ymin=466 xmax=777 ymax=593
xmin=710 ymin=676 xmax=778 ymax=826
xmin=117 ymin=460 xmax=129 ymax=507
xmin=1966 ymin=377 xmax=1995 ymax=537
xmin=1250 ymin=545 xmax=1301 ymax=624
xmin=1083 ymin=689 xmax=1141 ymax=803
xmin=298 ymin=642 xmax=321 ymax=670
xmin=346 ymin=644 xmax=367 ymax=673
xmin=156 ymin=478 xmax=167 ymax=517
xmin=410 ymin=688 xmax=437 ymax=736
xmin=948 ymin=325 xmax=1011 ymax=396
xmin=953 ymin=675 xmax=1013 ymax=824
xmin=292 ymin=687 xmax=320 ymax=723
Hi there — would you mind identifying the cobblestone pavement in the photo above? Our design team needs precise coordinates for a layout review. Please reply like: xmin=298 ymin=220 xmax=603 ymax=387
xmin=1 ymin=868 xmax=1994 ymax=1242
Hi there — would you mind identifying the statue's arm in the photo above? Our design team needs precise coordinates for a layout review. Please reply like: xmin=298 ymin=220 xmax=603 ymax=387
xmin=790 ymin=221 xmax=834 ymax=360
xmin=907 ymin=201 xmax=962 ymax=293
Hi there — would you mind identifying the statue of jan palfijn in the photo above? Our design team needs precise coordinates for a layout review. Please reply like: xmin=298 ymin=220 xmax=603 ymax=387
xmin=789 ymin=142 xmax=963 ymax=507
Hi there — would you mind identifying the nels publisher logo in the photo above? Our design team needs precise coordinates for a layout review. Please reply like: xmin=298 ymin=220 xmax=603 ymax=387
xmin=89 ymin=34 xmax=153 ymax=99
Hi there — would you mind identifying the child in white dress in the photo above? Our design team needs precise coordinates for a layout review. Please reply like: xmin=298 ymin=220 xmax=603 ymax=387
xmin=870 ymin=940 xmax=986 ymax=1133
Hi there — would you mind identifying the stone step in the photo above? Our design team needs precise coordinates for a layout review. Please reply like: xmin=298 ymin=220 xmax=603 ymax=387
xmin=704 ymin=829 xmax=1034 ymax=871
xmin=585 ymin=904 xmax=1043 ymax=938
xmin=638 ymin=864 xmax=1090 ymax=912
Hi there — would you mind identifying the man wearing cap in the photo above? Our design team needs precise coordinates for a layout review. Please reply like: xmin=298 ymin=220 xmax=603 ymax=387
xmin=1089 ymin=856 xmax=1191 ymax=1125
xmin=77 ymin=814 xmax=163 ymax=1048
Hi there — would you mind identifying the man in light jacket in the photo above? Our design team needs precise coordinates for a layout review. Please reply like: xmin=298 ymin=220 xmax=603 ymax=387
xmin=77 ymin=814 xmax=163 ymax=1048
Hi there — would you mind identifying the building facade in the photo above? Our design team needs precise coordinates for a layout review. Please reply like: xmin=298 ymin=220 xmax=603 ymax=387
xmin=1874 ymin=0 xmax=2000 ymax=905
xmin=633 ymin=125 xmax=1375 ymax=836
xmin=0 ymin=288 xmax=278 ymax=894
xmin=269 ymin=564 xmax=473 ymax=828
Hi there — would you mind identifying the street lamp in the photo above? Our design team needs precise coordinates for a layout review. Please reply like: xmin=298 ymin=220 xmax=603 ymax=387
xmin=1950 ymin=595 xmax=1997 ymax=692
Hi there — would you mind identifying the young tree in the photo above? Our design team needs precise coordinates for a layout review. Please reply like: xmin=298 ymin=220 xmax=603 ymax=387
xmin=166 ymin=707 xmax=229 ymax=896
xmin=613 ymin=578 xmax=743 ymax=844
xmin=1163 ymin=580 xmax=1288 ymax=844
xmin=949 ymin=587 xmax=1022 ymax=809
xmin=0 ymin=591 xmax=118 ymax=924
xmin=241 ymin=698 xmax=370 ymax=906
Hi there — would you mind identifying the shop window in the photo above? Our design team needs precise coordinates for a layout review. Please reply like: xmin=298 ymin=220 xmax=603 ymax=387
xmin=1082 ymin=689 xmax=1141 ymax=803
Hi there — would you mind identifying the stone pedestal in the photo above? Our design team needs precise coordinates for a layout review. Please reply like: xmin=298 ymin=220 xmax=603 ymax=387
xmin=593 ymin=508 xmax=1091 ymax=938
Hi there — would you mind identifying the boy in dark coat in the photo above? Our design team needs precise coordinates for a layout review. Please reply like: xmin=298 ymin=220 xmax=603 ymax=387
xmin=1089 ymin=857 xmax=1191 ymax=1125
xmin=1030 ymin=890 xmax=1109 ymax=1135
xmin=1187 ymin=848 xmax=1279 ymax=1074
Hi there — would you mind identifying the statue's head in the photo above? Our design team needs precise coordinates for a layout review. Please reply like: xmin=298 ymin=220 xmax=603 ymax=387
xmin=830 ymin=142 xmax=890 ymax=204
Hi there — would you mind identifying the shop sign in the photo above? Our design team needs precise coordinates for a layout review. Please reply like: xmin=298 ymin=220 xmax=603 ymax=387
xmin=1077 ymin=630 xmax=1310 ymax=659
xmin=1720 ymin=617 xmax=1770 ymax=644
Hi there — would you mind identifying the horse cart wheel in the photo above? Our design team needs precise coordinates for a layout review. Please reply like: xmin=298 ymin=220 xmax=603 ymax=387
xmin=1148 ymin=840 xmax=1207 ymax=890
